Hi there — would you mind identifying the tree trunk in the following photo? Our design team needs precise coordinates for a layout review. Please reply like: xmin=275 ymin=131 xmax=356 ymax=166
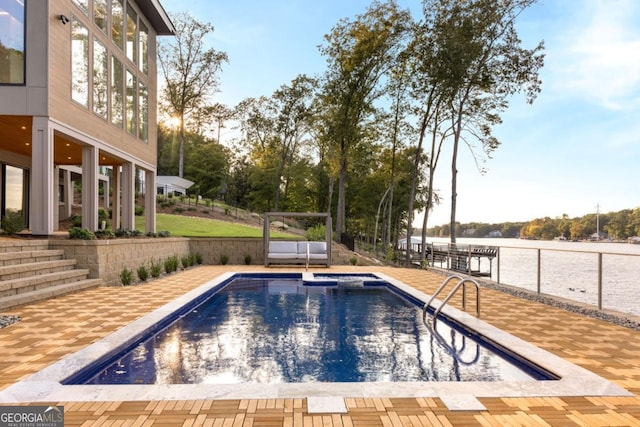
xmin=336 ymin=157 xmax=347 ymax=235
xmin=327 ymin=175 xmax=334 ymax=217
xmin=178 ymin=121 xmax=185 ymax=178
xmin=404 ymin=112 xmax=429 ymax=266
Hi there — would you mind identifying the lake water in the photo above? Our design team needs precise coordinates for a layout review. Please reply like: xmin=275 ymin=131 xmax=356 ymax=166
xmin=428 ymin=238 xmax=640 ymax=317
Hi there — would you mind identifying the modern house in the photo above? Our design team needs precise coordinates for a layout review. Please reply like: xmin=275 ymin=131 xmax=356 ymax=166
xmin=0 ymin=0 xmax=174 ymax=236
xmin=156 ymin=175 xmax=194 ymax=197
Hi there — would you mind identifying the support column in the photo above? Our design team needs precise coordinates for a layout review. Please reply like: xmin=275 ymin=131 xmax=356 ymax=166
xmin=30 ymin=117 xmax=55 ymax=235
xmin=144 ymin=169 xmax=156 ymax=234
xmin=111 ymin=166 xmax=120 ymax=230
xmin=82 ymin=146 xmax=99 ymax=231
xmin=63 ymin=168 xmax=72 ymax=218
xmin=53 ymin=166 xmax=60 ymax=230
xmin=102 ymin=177 xmax=109 ymax=210
xmin=121 ymin=162 xmax=135 ymax=230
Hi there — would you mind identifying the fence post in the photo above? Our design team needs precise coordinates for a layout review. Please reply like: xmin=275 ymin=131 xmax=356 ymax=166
xmin=598 ymin=252 xmax=603 ymax=310
xmin=496 ymin=247 xmax=501 ymax=284
xmin=537 ymin=249 xmax=541 ymax=294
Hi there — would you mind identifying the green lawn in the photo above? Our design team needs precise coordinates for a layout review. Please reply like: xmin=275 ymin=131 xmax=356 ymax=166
xmin=136 ymin=213 xmax=295 ymax=238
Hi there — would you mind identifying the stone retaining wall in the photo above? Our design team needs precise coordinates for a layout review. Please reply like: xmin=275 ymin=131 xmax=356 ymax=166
xmin=49 ymin=238 xmax=264 ymax=287
xmin=48 ymin=237 xmax=360 ymax=287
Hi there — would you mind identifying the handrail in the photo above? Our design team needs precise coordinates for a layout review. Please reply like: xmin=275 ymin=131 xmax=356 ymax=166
xmin=422 ymin=274 xmax=464 ymax=322
xmin=305 ymin=242 xmax=309 ymax=271
xmin=423 ymin=275 xmax=480 ymax=324
xmin=433 ymin=278 xmax=480 ymax=322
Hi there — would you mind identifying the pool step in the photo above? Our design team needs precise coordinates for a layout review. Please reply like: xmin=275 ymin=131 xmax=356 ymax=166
xmin=0 ymin=240 xmax=101 ymax=312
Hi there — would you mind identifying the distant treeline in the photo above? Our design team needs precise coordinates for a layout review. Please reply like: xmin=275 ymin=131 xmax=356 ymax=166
xmin=427 ymin=208 xmax=640 ymax=240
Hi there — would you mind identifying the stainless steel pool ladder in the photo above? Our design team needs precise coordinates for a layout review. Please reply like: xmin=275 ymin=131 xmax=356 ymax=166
xmin=422 ymin=274 xmax=480 ymax=324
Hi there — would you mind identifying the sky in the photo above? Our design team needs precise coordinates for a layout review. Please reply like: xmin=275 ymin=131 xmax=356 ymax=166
xmin=159 ymin=0 xmax=640 ymax=227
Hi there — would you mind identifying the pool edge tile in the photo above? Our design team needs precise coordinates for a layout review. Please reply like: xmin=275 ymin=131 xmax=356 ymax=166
xmin=307 ymin=396 xmax=347 ymax=413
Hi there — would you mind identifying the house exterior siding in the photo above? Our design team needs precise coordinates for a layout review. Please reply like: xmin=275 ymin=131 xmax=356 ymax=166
xmin=0 ymin=0 xmax=173 ymax=236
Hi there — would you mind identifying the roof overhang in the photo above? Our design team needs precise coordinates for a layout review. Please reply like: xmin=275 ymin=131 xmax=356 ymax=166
xmin=156 ymin=176 xmax=194 ymax=190
xmin=136 ymin=0 xmax=175 ymax=35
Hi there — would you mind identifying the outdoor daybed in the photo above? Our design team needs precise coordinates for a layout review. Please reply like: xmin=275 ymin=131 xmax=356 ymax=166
xmin=263 ymin=212 xmax=332 ymax=268
xmin=265 ymin=241 xmax=329 ymax=267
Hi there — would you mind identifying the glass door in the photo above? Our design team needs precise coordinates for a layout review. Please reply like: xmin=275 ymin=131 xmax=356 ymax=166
xmin=1 ymin=164 xmax=29 ymax=228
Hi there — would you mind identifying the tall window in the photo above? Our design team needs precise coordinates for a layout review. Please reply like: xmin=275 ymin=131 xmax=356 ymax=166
xmin=111 ymin=56 xmax=123 ymax=127
xmin=71 ymin=17 xmax=89 ymax=107
xmin=1 ymin=164 xmax=28 ymax=226
xmin=72 ymin=0 xmax=89 ymax=15
xmin=138 ymin=81 xmax=148 ymax=141
xmin=126 ymin=5 xmax=137 ymax=65
xmin=93 ymin=0 xmax=107 ymax=33
xmin=139 ymin=21 xmax=148 ymax=74
xmin=111 ymin=0 xmax=124 ymax=51
xmin=0 ymin=0 xmax=25 ymax=84
xmin=93 ymin=38 xmax=108 ymax=119
xmin=125 ymin=69 xmax=137 ymax=135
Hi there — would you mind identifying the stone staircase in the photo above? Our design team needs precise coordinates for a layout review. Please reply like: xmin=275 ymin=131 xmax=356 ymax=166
xmin=0 ymin=239 xmax=102 ymax=312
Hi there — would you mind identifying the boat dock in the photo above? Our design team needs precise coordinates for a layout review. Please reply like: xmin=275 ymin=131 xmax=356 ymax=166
xmin=408 ymin=243 xmax=499 ymax=277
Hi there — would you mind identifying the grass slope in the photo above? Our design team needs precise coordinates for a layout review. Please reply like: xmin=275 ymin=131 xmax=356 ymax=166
xmin=137 ymin=213 xmax=295 ymax=238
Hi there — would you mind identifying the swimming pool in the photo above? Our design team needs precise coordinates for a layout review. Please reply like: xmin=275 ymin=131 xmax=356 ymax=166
xmin=0 ymin=271 xmax=629 ymax=407
xmin=66 ymin=275 xmax=553 ymax=385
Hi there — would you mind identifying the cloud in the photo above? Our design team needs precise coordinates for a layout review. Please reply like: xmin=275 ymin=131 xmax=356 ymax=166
xmin=549 ymin=0 xmax=640 ymax=110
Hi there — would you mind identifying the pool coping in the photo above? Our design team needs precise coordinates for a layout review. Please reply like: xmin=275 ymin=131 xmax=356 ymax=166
xmin=0 ymin=271 xmax=631 ymax=409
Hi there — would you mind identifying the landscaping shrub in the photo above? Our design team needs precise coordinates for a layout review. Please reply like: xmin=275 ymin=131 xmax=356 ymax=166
xmin=164 ymin=255 xmax=178 ymax=274
xmin=69 ymin=227 xmax=96 ymax=240
xmin=305 ymin=224 xmax=329 ymax=241
xmin=120 ymin=267 xmax=134 ymax=286
xmin=349 ymin=256 xmax=358 ymax=266
xmin=244 ymin=254 xmax=252 ymax=265
xmin=174 ymin=207 xmax=185 ymax=214
xmin=135 ymin=206 xmax=144 ymax=216
xmin=181 ymin=255 xmax=192 ymax=269
xmin=150 ymin=259 xmax=162 ymax=278
xmin=157 ymin=230 xmax=171 ymax=237
xmin=219 ymin=254 xmax=229 ymax=265
xmin=94 ymin=229 xmax=115 ymax=239
xmin=194 ymin=253 xmax=203 ymax=265
xmin=0 ymin=211 xmax=25 ymax=235
xmin=98 ymin=208 xmax=109 ymax=222
xmin=137 ymin=265 xmax=149 ymax=282
xmin=114 ymin=228 xmax=142 ymax=238
xmin=71 ymin=215 xmax=82 ymax=227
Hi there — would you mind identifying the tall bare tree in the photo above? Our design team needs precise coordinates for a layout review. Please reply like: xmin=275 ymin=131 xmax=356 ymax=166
xmin=158 ymin=12 xmax=228 ymax=177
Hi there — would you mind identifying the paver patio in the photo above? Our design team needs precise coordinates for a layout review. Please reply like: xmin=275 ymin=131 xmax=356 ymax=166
xmin=1 ymin=265 xmax=639 ymax=426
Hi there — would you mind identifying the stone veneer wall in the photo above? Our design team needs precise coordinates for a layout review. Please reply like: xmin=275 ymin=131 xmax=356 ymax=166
xmin=188 ymin=238 xmax=263 ymax=266
xmin=49 ymin=238 xmax=264 ymax=287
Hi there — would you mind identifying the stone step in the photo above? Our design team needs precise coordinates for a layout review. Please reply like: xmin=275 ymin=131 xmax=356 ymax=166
xmin=0 ymin=240 xmax=50 ymax=253
xmin=0 ymin=259 xmax=77 ymax=281
xmin=0 ymin=279 xmax=102 ymax=312
xmin=0 ymin=269 xmax=92 ymax=298
xmin=0 ymin=249 xmax=65 ymax=267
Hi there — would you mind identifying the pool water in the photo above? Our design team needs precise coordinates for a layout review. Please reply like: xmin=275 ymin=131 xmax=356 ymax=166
xmin=77 ymin=277 xmax=552 ymax=385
